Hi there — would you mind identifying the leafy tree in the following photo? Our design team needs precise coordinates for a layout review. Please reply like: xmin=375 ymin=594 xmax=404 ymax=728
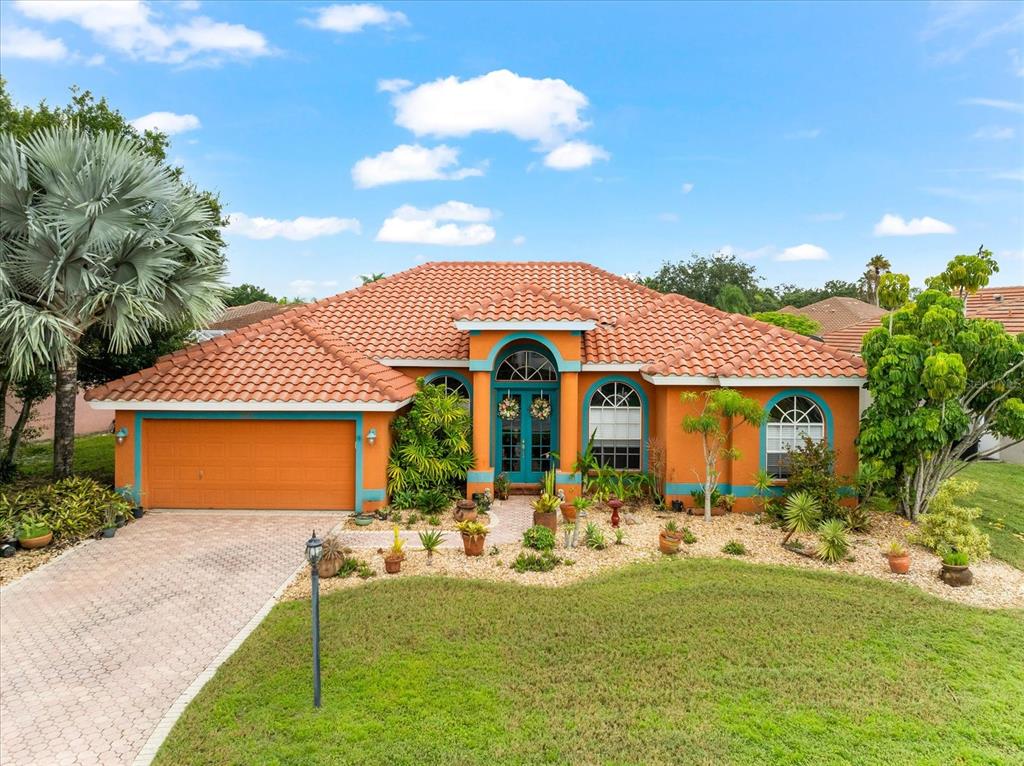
xmin=77 ymin=323 xmax=194 ymax=389
xmin=877 ymin=272 xmax=910 ymax=332
xmin=0 ymin=128 xmax=225 ymax=478
xmin=862 ymin=254 xmax=891 ymax=306
xmin=926 ymin=246 xmax=998 ymax=307
xmin=224 ymin=284 xmax=278 ymax=307
xmin=360 ymin=273 xmax=386 ymax=284
xmin=775 ymin=280 xmax=863 ymax=308
xmin=1 ymin=364 xmax=54 ymax=481
xmin=643 ymin=252 xmax=764 ymax=307
xmin=714 ymin=284 xmax=750 ymax=314
xmin=751 ymin=311 xmax=821 ymax=336
xmin=681 ymin=389 xmax=766 ymax=522
xmin=859 ymin=267 xmax=1024 ymax=520
xmin=912 ymin=478 xmax=991 ymax=561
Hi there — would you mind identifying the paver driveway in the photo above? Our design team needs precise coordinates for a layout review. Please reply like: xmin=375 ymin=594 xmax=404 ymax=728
xmin=0 ymin=509 xmax=341 ymax=766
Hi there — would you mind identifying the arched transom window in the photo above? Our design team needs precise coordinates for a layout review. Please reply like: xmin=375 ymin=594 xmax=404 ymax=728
xmin=588 ymin=381 xmax=643 ymax=470
xmin=765 ymin=395 xmax=825 ymax=479
xmin=495 ymin=349 xmax=557 ymax=382
xmin=428 ymin=374 xmax=470 ymax=401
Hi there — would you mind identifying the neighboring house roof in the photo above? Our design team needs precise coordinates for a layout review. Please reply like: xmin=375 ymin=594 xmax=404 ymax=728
xmin=87 ymin=261 xmax=865 ymax=406
xmin=821 ymin=285 xmax=1024 ymax=354
xmin=778 ymin=297 xmax=887 ymax=334
xmin=208 ymin=301 xmax=287 ymax=331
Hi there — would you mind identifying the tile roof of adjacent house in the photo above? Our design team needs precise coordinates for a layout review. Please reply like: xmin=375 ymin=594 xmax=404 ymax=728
xmin=778 ymin=296 xmax=888 ymax=334
xmin=87 ymin=261 xmax=865 ymax=404
xmin=207 ymin=301 xmax=287 ymax=331
xmin=821 ymin=285 xmax=1024 ymax=354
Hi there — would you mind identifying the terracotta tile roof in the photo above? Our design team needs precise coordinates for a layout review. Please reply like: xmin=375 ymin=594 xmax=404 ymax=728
xmin=88 ymin=261 xmax=865 ymax=403
xmin=453 ymin=283 xmax=600 ymax=322
xmin=779 ymin=297 xmax=887 ymax=334
xmin=821 ymin=317 xmax=883 ymax=354
xmin=208 ymin=301 xmax=287 ymax=331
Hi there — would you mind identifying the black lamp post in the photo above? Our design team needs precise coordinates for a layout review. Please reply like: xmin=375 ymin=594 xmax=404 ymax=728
xmin=305 ymin=530 xmax=324 ymax=708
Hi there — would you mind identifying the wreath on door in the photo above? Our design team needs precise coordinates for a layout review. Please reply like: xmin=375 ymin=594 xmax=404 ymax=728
xmin=529 ymin=397 xmax=551 ymax=421
xmin=498 ymin=396 xmax=520 ymax=421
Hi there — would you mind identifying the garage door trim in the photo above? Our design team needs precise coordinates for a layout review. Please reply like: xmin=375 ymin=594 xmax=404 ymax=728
xmin=132 ymin=411 xmax=367 ymax=511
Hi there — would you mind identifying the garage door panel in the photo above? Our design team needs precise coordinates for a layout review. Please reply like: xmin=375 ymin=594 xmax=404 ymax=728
xmin=144 ymin=419 xmax=355 ymax=510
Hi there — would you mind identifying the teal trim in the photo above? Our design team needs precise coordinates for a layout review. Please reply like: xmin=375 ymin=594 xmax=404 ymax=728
xmin=363 ymin=489 xmax=386 ymax=502
xmin=471 ymin=331 xmax=580 ymax=372
xmin=133 ymin=411 xmax=365 ymax=512
xmin=759 ymin=389 xmax=834 ymax=475
xmin=423 ymin=369 xmax=473 ymax=405
xmin=581 ymin=375 xmax=649 ymax=472
xmin=556 ymin=472 xmax=582 ymax=485
xmin=665 ymin=482 xmax=785 ymax=498
xmin=491 ymin=343 xmax=560 ymax=483
xmin=467 ymin=469 xmax=495 ymax=482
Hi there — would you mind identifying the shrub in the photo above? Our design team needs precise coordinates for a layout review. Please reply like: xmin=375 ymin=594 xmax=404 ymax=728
xmin=722 ymin=540 xmax=746 ymax=556
xmin=614 ymin=528 xmax=625 ymax=545
xmin=942 ymin=549 xmax=970 ymax=566
xmin=691 ymin=488 xmax=722 ymax=510
xmin=511 ymin=551 xmax=560 ymax=573
xmin=782 ymin=491 xmax=821 ymax=545
xmin=913 ymin=478 xmax=990 ymax=561
xmin=427 ymin=513 xmax=441 ymax=526
xmin=409 ymin=487 xmax=452 ymax=516
xmin=522 ymin=525 xmax=556 ymax=551
xmin=816 ymin=519 xmax=850 ymax=563
xmin=584 ymin=523 xmax=606 ymax=550
xmin=405 ymin=512 xmax=420 ymax=528
xmin=842 ymin=504 xmax=872 ymax=533
xmin=783 ymin=436 xmax=845 ymax=520
xmin=0 ymin=477 xmax=131 ymax=541
xmin=681 ymin=528 xmax=697 ymax=544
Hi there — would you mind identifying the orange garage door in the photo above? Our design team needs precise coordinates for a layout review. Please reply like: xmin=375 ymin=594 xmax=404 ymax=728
xmin=144 ymin=419 xmax=355 ymax=510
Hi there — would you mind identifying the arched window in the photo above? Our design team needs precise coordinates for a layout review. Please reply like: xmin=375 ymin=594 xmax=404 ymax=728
xmin=765 ymin=395 xmax=825 ymax=479
xmin=495 ymin=349 xmax=557 ymax=382
xmin=588 ymin=381 xmax=643 ymax=470
xmin=428 ymin=374 xmax=470 ymax=400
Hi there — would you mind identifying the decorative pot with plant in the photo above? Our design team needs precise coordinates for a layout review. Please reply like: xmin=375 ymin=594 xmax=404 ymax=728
xmin=659 ymin=520 xmax=682 ymax=555
xmin=939 ymin=549 xmax=973 ymax=587
xmin=116 ymin=486 xmax=143 ymax=519
xmin=100 ymin=504 xmax=118 ymax=539
xmin=884 ymin=541 xmax=910 ymax=574
xmin=16 ymin=514 xmax=53 ymax=549
xmin=456 ymin=520 xmax=488 ymax=556
xmin=532 ymin=469 xmax=560 ymax=532
xmin=384 ymin=525 xmax=406 ymax=574
xmin=494 ymin=472 xmax=511 ymax=501
xmin=454 ymin=499 xmax=478 ymax=523
xmin=418 ymin=528 xmax=444 ymax=566
xmin=565 ymin=495 xmax=592 ymax=523
xmin=318 ymin=535 xmax=346 ymax=578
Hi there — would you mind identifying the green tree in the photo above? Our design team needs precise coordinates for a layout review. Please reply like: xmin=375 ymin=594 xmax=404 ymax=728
xmin=775 ymin=280 xmax=862 ymax=308
xmin=224 ymin=284 xmax=278 ymax=307
xmin=0 ymin=128 xmax=225 ymax=479
xmin=360 ymin=273 xmax=386 ymax=284
xmin=862 ymin=254 xmax=891 ymax=306
xmin=643 ymin=252 xmax=764 ymax=307
xmin=926 ymin=246 xmax=999 ymax=308
xmin=859 ymin=263 xmax=1024 ymax=520
xmin=681 ymin=389 xmax=766 ymax=522
xmin=0 ymin=363 xmax=54 ymax=481
xmin=714 ymin=284 xmax=750 ymax=314
xmin=751 ymin=311 xmax=821 ymax=336
xmin=77 ymin=323 xmax=195 ymax=389
xmin=877 ymin=272 xmax=910 ymax=332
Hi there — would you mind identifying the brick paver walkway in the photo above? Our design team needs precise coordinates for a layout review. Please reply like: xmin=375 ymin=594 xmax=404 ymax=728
xmin=0 ymin=509 xmax=341 ymax=766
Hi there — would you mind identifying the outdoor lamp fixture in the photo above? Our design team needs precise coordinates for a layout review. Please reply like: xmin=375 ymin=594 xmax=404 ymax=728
xmin=114 ymin=427 xmax=129 ymax=445
xmin=366 ymin=428 xmax=377 ymax=446
xmin=305 ymin=530 xmax=324 ymax=708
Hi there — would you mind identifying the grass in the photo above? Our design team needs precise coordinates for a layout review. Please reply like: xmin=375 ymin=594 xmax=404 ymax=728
xmin=5 ymin=433 xmax=114 ymax=490
xmin=155 ymin=559 xmax=1024 ymax=766
xmin=961 ymin=461 xmax=1024 ymax=569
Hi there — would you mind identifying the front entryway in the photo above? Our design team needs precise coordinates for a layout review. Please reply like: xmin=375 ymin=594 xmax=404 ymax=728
xmin=492 ymin=346 xmax=559 ymax=483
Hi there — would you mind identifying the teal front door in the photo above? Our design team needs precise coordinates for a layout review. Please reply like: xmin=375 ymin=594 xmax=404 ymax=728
xmin=496 ymin=389 xmax=558 ymax=483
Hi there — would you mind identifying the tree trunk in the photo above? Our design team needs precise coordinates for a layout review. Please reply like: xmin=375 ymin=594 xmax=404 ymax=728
xmin=53 ymin=357 xmax=78 ymax=480
xmin=1 ymin=396 xmax=36 ymax=476
xmin=0 ymin=376 xmax=9 ymax=444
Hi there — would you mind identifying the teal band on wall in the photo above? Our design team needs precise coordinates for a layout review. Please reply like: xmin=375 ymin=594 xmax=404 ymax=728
xmin=556 ymin=472 xmax=582 ymax=484
xmin=664 ymin=482 xmax=786 ymax=498
xmin=467 ymin=469 xmax=495 ymax=482
xmin=363 ymin=489 xmax=386 ymax=502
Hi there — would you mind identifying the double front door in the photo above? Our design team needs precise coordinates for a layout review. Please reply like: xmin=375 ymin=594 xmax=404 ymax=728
xmin=496 ymin=389 xmax=558 ymax=483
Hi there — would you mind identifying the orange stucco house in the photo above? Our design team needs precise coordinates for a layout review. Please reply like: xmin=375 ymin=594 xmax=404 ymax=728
xmin=85 ymin=261 xmax=866 ymax=513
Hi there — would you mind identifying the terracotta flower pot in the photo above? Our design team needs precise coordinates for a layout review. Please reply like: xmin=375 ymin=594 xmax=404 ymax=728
xmin=533 ymin=511 xmax=557 ymax=534
xmin=940 ymin=563 xmax=973 ymax=587
xmin=18 ymin=531 xmax=53 ymax=549
xmin=560 ymin=503 xmax=576 ymax=522
xmin=318 ymin=557 xmax=341 ymax=578
xmin=659 ymin=531 xmax=681 ymax=555
xmin=886 ymin=553 xmax=910 ymax=574
xmin=384 ymin=555 xmax=404 ymax=574
xmin=461 ymin=533 xmax=486 ymax=557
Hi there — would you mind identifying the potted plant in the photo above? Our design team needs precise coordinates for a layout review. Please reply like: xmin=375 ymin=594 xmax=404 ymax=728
xmin=565 ymin=495 xmax=592 ymax=523
xmin=418 ymin=528 xmax=444 ymax=566
xmin=659 ymin=519 xmax=682 ymax=555
xmin=100 ymin=504 xmax=117 ymax=539
xmin=318 ymin=535 xmax=346 ymax=578
xmin=884 ymin=541 xmax=910 ymax=574
xmin=116 ymin=486 xmax=143 ymax=519
xmin=384 ymin=525 xmax=406 ymax=574
xmin=456 ymin=519 xmax=488 ymax=556
xmin=16 ymin=514 xmax=53 ymax=549
xmin=353 ymin=511 xmax=374 ymax=526
xmin=939 ymin=549 xmax=973 ymax=587
xmin=454 ymin=499 xmax=478 ymax=523
xmin=494 ymin=473 xmax=511 ymax=501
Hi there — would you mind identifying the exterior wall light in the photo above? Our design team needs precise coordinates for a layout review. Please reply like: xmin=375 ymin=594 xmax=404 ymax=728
xmin=366 ymin=428 xmax=377 ymax=446
xmin=115 ymin=427 xmax=129 ymax=445
xmin=305 ymin=530 xmax=324 ymax=708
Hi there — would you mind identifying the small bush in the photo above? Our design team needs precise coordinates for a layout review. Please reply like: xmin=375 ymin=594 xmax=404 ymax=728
xmin=914 ymin=478 xmax=990 ymax=562
xmin=405 ymin=512 xmax=420 ymax=528
xmin=427 ymin=513 xmax=441 ymax=526
xmin=614 ymin=528 xmax=625 ymax=545
xmin=942 ymin=549 xmax=970 ymax=566
xmin=722 ymin=540 xmax=746 ymax=556
xmin=511 ymin=551 xmax=560 ymax=573
xmin=584 ymin=523 xmax=606 ymax=550
xmin=0 ymin=477 xmax=131 ymax=541
xmin=412 ymin=487 xmax=452 ymax=517
xmin=783 ymin=436 xmax=845 ymax=520
xmin=681 ymin=528 xmax=697 ymax=545
xmin=842 ymin=504 xmax=872 ymax=533
xmin=389 ymin=509 xmax=402 ymax=524
xmin=816 ymin=519 xmax=850 ymax=563
xmin=522 ymin=524 xmax=556 ymax=551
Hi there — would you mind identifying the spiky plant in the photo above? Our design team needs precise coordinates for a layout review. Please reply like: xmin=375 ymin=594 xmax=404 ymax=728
xmin=782 ymin=491 xmax=821 ymax=545
xmin=816 ymin=519 xmax=850 ymax=563
xmin=0 ymin=127 xmax=225 ymax=477
xmin=418 ymin=528 xmax=444 ymax=565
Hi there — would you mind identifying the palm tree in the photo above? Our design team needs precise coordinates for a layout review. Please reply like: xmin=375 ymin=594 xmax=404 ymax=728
xmin=360 ymin=272 xmax=385 ymax=284
xmin=862 ymin=254 xmax=891 ymax=306
xmin=0 ymin=127 xmax=225 ymax=478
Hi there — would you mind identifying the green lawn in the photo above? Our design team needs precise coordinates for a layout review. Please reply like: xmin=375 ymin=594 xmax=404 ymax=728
xmin=155 ymin=560 xmax=1024 ymax=766
xmin=961 ymin=461 xmax=1024 ymax=569
xmin=7 ymin=433 xmax=114 ymax=489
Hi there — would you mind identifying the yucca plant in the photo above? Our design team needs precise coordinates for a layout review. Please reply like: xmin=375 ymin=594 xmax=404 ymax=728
xmin=782 ymin=491 xmax=821 ymax=545
xmin=816 ymin=519 xmax=850 ymax=563
xmin=418 ymin=528 xmax=444 ymax=565
xmin=584 ymin=522 xmax=606 ymax=550
xmin=1 ymin=127 xmax=226 ymax=478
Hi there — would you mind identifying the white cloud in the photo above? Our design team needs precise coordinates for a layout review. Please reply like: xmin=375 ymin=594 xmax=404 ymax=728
xmin=0 ymin=24 xmax=68 ymax=60
xmin=681 ymin=182 xmax=694 ymax=194
xmin=777 ymin=244 xmax=830 ymax=262
xmin=351 ymin=144 xmax=484 ymax=188
xmin=375 ymin=201 xmax=495 ymax=246
xmin=542 ymin=140 xmax=609 ymax=170
xmin=961 ymin=97 xmax=1024 ymax=113
xmin=391 ymin=69 xmax=590 ymax=146
xmin=512 ymin=235 xmax=526 ymax=246
xmin=972 ymin=125 xmax=1016 ymax=140
xmin=785 ymin=128 xmax=822 ymax=140
xmin=657 ymin=213 xmax=679 ymax=223
xmin=306 ymin=4 xmax=408 ymax=34
xmin=873 ymin=214 xmax=956 ymax=236
xmin=226 ymin=213 xmax=361 ymax=241
xmin=992 ymin=169 xmax=1024 ymax=181
xmin=808 ymin=211 xmax=846 ymax=222
xmin=377 ymin=78 xmax=412 ymax=93
xmin=289 ymin=279 xmax=340 ymax=298
xmin=13 ymin=0 xmax=270 ymax=65
xmin=130 ymin=111 xmax=201 ymax=135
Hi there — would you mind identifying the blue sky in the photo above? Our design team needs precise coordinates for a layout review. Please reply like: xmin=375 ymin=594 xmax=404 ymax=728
xmin=2 ymin=0 xmax=1022 ymax=299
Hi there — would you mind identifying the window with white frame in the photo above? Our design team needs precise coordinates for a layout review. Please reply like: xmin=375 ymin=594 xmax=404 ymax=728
xmin=765 ymin=395 xmax=825 ymax=479
xmin=428 ymin=374 xmax=470 ymax=400
xmin=495 ymin=349 xmax=557 ymax=382
xmin=588 ymin=381 xmax=643 ymax=470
